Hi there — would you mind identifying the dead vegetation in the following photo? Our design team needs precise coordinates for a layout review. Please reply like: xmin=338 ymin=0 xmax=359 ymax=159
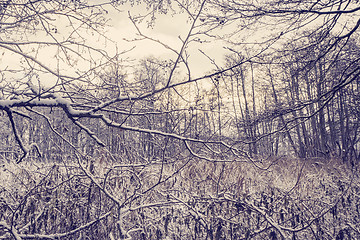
xmin=0 ymin=156 xmax=358 ymax=239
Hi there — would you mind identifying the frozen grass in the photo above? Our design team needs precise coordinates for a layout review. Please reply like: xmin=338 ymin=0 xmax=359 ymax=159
xmin=0 ymin=156 xmax=359 ymax=239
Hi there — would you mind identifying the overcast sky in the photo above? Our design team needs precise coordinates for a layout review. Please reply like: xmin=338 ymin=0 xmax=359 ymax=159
xmin=106 ymin=3 xmax=227 ymax=78
xmin=0 ymin=2 xmax=227 ymax=89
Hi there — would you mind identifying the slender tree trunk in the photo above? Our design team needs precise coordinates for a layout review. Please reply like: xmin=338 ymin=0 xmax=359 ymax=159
xmin=268 ymin=69 xmax=299 ymax=157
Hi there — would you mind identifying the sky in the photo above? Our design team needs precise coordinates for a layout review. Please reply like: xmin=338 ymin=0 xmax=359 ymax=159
xmin=105 ymin=2 xmax=227 ymax=78
xmin=0 ymin=1 xmax=225 ymax=90
xmin=0 ymin=1 xmax=273 ymax=89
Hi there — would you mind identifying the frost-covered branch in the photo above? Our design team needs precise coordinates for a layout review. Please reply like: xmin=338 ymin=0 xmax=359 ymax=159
xmin=4 ymin=107 xmax=41 ymax=163
xmin=17 ymin=211 xmax=111 ymax=239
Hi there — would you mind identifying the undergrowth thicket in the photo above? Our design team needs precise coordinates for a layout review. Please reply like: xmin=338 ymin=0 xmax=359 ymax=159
xmin=0 ymin=157 xmax=359 ymax=239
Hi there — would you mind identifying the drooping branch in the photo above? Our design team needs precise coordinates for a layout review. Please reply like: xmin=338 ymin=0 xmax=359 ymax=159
xmin=4 ymin=107 xmax=41 ymax=163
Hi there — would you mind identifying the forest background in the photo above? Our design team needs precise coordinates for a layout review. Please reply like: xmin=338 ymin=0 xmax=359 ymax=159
xmin=0 ymin=0 xmax=360 ymax=239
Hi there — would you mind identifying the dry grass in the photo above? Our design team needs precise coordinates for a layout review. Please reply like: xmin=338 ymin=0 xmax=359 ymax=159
xmin=0 ymin=156 xmax=359 ymax=239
